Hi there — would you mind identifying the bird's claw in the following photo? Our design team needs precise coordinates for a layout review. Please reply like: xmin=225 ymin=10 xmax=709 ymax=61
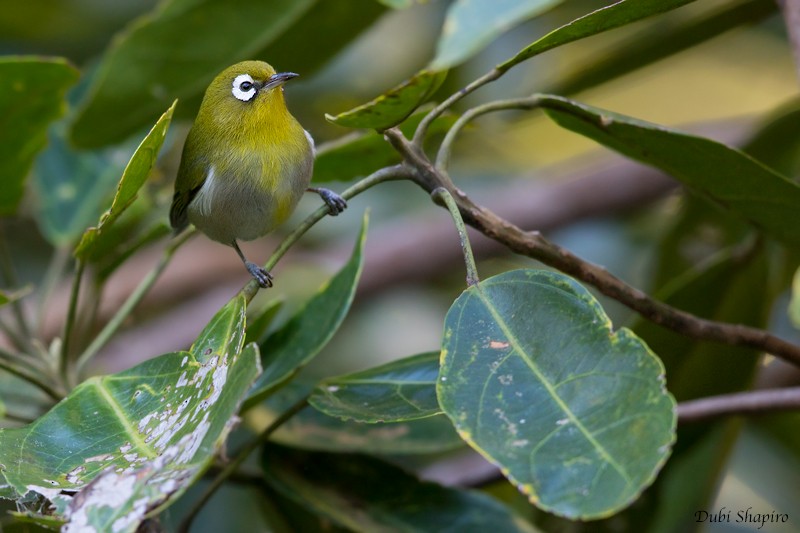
xmin=245 ymin=261 xmax=273 ymax=288
xmin=316 ymin=188 xmax=348 ymax=216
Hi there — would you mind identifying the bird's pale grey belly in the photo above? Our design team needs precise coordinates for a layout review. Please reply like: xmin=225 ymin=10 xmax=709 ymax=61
xmin=187 ymin=162 xmax=311 ymax=244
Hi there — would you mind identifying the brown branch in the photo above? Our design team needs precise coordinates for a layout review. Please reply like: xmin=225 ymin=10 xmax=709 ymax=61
xmin=677 ymin=387 xmax=800 ymax=424
xmin=383 ymin=127 xmax=800 ymax=367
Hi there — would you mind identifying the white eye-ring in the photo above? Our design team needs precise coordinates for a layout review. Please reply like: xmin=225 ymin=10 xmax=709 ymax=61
xmin=232 ymin=74 xmax=257 ymax=102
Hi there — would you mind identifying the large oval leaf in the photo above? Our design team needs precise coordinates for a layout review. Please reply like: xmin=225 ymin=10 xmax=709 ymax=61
xmin=431 ymin=0 xmax=562 ymax=70
xmin=310 ymin=351 xmax=441 ymax=423
xmin=0 ymin=295 xmax=259 ymax=532
xmin=498 ymin=0 xmax=697 ymax=72
xmin=438 ymin=269 xmax=676 ymax=519
xmin=0 ymin=57 xmax=78 ymax=215
xmin=245 ymin=212 xmax=368 ymax=408
xmin=263 ymin=445 xmax=540 ymax=533
xmin=539 ymin=95 xmax=800 ymax=248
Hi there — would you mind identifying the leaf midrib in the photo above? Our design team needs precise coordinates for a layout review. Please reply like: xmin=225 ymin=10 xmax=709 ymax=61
xmin=473 ymin=284 xmax=633 ymax=488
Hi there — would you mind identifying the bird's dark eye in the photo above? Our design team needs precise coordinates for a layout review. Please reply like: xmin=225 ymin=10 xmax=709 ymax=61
xmin=240 ymin=81 xmax=254 ymax=92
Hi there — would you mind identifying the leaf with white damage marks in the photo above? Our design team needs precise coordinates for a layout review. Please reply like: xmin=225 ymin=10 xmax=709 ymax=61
xmin=0 ymin=295 xmax=260 ymax=532
xmin=438 ymin=269 xmax=676 ymax=519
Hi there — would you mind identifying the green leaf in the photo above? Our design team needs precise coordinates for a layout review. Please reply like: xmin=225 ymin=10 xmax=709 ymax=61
xmin=70 ymin=0 xmax=384 ymax=148
xmin=310 ymin=351 xmax=441 ymax=423
xmin=743 ymin=97 xmax=800 ymax=178
xmin=791 ymin=268 xmax=800 ymax=330
xmin=263 ymin=446 xmax=540 ymax=533
xmin=431 ymin=0 xmax=562 ymax=70
xmin=244 ymin=297 xmax=285 ymax=346
xmin=69 ymin=0 xmax=312 ymax=147
xmin=539 ymin=95 xmax=800 ymax=248
xmin=325 ymin=70 xmax=447 ymax=131
xmin=0 ymin=295 xmax=259 ymax=532
xmin=439 ymin=269 xmax=676 ymax=520
xmin=314 ymin=111 xmax=455 ymax=183
xmin=0 ymin=57 xmax=78 ymax=215
xmin=498 ymin=0 xmax=697 ymax=72
xmin=265 ymin=382 xmax=463 ymax=454
xmin=74 ymin=101 xmax=175 ymax=260
xmin=549 ymin=0 xmax=777 ymax=97
xmin=245 ymin=213 xmax=368 ymax=408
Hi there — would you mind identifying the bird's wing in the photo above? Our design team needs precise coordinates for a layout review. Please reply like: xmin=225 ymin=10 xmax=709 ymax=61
xmin=170 ymin=149 xmax=207 ymax=234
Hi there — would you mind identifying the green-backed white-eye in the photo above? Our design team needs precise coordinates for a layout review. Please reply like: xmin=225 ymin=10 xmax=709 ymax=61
xmin=170 ymin=60 xmax=346 ymax=288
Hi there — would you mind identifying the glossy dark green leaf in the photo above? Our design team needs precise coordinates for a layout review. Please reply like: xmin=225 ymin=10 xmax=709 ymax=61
xmin=263 ymin=446 xmax=540 ymax=532
xmin=498 ymin=0 xmax=697 ymax=72
xmin=245 ymin=213 xmax=368 ymax=408
xmin=70 ymin=0 xmax=384 ymax=148
xmin=549 ymin=0 xmax=776 ymax=96
xmin=539 ymin=95 xmax=800 ymax=247
xmin=0 ymin=295 xmax=259 ymax=532
xmin=743 ymin=97 xmax=800 ymax=178
xmin=314 ymin=112 xmax=455 ymax=183
xmin=325 ymin=70 xmax=447 ymax=131
xmin=74 ymin=101 xmax=175 ymax=260
xmin=0 ymin=57 xmax=78 ymax=215
xmin=310 ymin=352 xmax=441 ymax=423
xmin=244 ymin=298 xmax=284 ymax=346
xmin=439 ymin=269 xmax=676 ymax=520
xmin=431 ymin=0 xmax=562 ymax=70
xmin=265 ymin=382 xmax=462 ymax=454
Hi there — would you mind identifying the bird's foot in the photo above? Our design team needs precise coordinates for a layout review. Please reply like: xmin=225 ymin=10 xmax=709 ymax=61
xmin=245 ymin=261 xmax=273 ymax=288
xmin=309 ymin=187 xmax=347 ymax=216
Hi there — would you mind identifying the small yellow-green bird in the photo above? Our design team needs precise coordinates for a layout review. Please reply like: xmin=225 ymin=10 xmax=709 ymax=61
xmin=170 ymin=60 xmax=346 ymax=288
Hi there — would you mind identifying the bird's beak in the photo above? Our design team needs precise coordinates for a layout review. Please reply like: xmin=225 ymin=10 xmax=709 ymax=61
xmin=262 ymin=72 xmax=299 ymax=91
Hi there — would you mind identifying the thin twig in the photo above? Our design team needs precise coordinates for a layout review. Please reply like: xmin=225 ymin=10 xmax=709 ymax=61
xmin=60 ymin=260 xmax=85 ymax=380
xmin=436 ymin=95 xmax=543 ymax=171
xmin=239 ymin=165 xmax=412 ymax=304
xmin=678 ymin=387 xmax=800 ymax=424
xmin=412 ymin=68 xmax=503 ymax=147
xmin=383 ymin=127 xmax=800 ymax=367
xmin=177 ymin=395 xmax=311 ymax=533
xmin=74 ymin=231 xmax=195 ymax=379
xmin=432 ymin=188 xmax=480 ymax=286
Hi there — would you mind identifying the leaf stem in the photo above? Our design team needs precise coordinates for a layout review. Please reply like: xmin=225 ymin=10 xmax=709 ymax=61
xmin=177 ymin=395 xmax=310 ymax=533
xmin=412 ymin=67 xmax=502 ymax=147
xmin=74 ymin=231 xmax=194 ymax=380
xmin=60 ymin=259 xmax=85 ymax=376
xmin=436 ymin=95 xmax=542 ymax=171
xmin=431 ymin=188 xmax=479 ymax=286
xmin=240 ymin=164 xmax=411 ymax=303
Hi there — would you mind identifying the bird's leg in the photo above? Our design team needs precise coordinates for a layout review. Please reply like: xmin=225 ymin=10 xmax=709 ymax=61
xmin=307 ymin=187 xmax=347 ymax=216
xmin=232 ymin=240 xmax=273 ymax=288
